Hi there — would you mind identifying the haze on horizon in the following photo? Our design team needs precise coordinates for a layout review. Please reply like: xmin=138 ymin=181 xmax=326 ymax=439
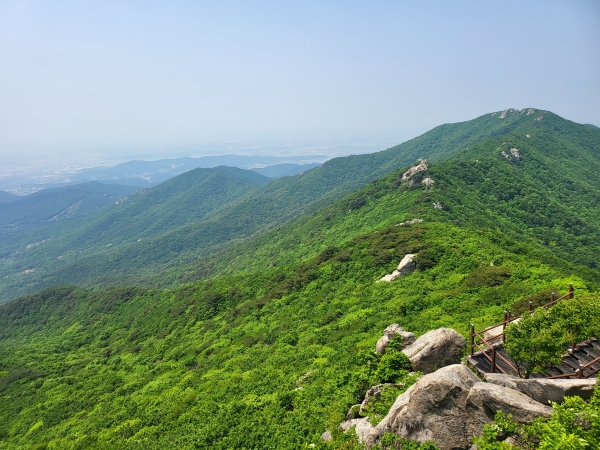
xmin=0 ymin=0 xmax=599 ymax=165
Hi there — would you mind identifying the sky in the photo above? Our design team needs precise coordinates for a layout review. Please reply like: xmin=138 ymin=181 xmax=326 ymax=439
xmin=0 ymin=0 xmax=599 ymax=163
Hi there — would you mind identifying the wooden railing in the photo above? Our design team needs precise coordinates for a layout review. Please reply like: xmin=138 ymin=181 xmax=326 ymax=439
xmin=469 ymin=284 xmax=581 ymax=377
xmin=469 ymin=325 xmax=520 ymax=375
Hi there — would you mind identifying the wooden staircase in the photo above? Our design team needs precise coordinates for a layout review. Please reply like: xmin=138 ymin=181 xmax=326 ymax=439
xmin=467 ymin=285 xmax=600 ymax=379
xmin=467 ymin=339 xmax=600 ymax=379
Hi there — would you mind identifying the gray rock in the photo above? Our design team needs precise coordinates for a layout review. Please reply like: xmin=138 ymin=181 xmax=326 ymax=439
xmin=467 ymin=382 xmax=552 ymax=423
xmin=402 ymin=328 xmax=466 ymax=374
xmin=366 ymin=364 xmax=553 ymax=449
xmin=320 ymin=430 xmax=333 ymax=442
xmin=340 ymin=418 xmax=373 ymax=443
xmin=366 ymin=364 xmax=482 ymax=449
xmin=376 ymin=324 xmax=416 ymax=354
xmin=482 ymin=373 xmax=519 ymax=390
xmin=378 ymin=254 xmax=416 ymax=282
xmin=401 ymin=159 xmax=428 ymax=181
xmin=484 ymin=374 xmax=597 ymax=405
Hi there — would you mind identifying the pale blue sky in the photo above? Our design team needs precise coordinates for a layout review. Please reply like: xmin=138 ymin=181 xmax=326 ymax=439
xmin=0 ymin=0 xmax=598 ymax=159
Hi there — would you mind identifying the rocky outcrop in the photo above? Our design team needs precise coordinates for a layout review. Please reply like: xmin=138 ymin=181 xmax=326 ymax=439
xmin=366 ymin=365 xmax=482 ymax=449
xmin=365 ymin=364 xmax=554 ymax=450
xmin=340 ymin=418 xmax=373 ymax=443
xmin=401 ymin=159 xmax=428 ymax=181
xmin=501 ymin=148 xmax=522 ymax=161
xmin=422 ymin=177 xmax=434 ymax=188
xmin=467 ymin=382 xmax=552 ymax=423
xmin=376 ymin=324 xmax=416 ymax=354
xmin=401 ymin=328 xmax=465 ymax=374
xmin=483 ymin=373 xmax=597 ymax=404
xmin=378 ymin=254 xmax=416 ymax=282
xmin=396 ymin=218 xmax=423 ymax=227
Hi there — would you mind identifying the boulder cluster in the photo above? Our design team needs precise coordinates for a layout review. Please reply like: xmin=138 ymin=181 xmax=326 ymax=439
xmin=335 ymin=324 xmax=596 ymax=450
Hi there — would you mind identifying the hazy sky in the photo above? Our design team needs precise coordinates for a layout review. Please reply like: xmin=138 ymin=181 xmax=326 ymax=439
xmin=1 ymin=0 xmax=599 ymax=160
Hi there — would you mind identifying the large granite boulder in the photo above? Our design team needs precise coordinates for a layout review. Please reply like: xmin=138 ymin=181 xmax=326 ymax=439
xmin=365 ymin=365 xmax=554 ymax=449
xmin=376 ymin=324 xmax=416 ymax=354
xmin=483 ymin=373 xmax=597 ymax=404
xmin=467 ymin=382 xmax=552 ymax=423
xmin=401 ymin=328 xmax=465 ymax=374
xmin=366 ymin=364 xmax=482 ymax=449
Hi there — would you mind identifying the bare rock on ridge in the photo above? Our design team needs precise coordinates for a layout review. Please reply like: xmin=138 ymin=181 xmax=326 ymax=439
xmin=401 ymin=328 xmax=466 ymax=374
xmin=401 ymin=159 xmax=428 ymax=181
xmin=378 ymin=254 xmax=416 ymax=282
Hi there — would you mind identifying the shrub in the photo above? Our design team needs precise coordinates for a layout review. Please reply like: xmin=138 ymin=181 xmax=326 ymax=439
xmin=414 ymin=249 xmax=437 ymax=271
xmin=375 ymin=351 xmax=412 ymax=383
xmin=464 ymin=266 xmax=512 ymax=288
xmin=510 ymin=287 xmax=557 ymax=315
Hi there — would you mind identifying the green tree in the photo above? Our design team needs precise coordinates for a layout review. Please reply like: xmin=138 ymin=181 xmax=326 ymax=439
xmin=504 ymin=308 xmax=567 ymax=378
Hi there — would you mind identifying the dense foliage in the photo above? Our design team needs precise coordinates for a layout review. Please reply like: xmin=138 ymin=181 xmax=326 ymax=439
xmin=504 ymin=295 xmax=600 ymax=377
xmin=0 ymin=221 xmax=596 ymax=449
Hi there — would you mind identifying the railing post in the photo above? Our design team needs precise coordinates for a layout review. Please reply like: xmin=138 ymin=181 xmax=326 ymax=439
xmin=502 ymin=311 xmax=507 ymax=343
xmin=528 ymin=300 xmax=533 ymax=313
xmin=491 ymin=346 xmax=497 ymax=373
xmin=550 ymin=292 xmax=555 ymax=307
xmin=569 ymin=283 xmax=574 ymax=299
xmin=470 ymin=324 xmax=475 ymax=356
xmin=578 ymin=364 xmax=584 ymax=379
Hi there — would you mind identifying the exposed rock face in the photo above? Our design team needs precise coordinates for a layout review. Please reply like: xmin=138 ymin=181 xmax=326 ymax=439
xmin=432 ymin=201 xmax=443 ymax=209
xmin=366 ymin=365 xmax=554 ymax=450
xmin=320 ymin=430 xmax=333 ymax=441
xmin=467 ymin=382 xmax=552 ymax=423
xmin=378 ymin=254 xmax=416 ymax=282
xmin=376 ymin=324 xmax=416 ymax=354
xmin=483 ymin=373 xmax=597 ymax=404
xmin=396 ymin=218 xmax=423 ymax=227
xmin=501 ymin=147 xmax=522 ymax=161
xmin=366 ymin=365 xmax=482 ymax=449
xmin=401 ymin=159 xmax=428 ymax=181
xmin=401 ymin=328 xmax=466 ymax=374
xmin=340 ymin=418 xmax=373 ymax=443
xmin=422 ymin=177 xmax=435 ymax=188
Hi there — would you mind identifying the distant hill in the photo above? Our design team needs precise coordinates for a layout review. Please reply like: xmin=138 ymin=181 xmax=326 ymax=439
xmin=0 ymin=191 xmax=19 ymax=203
xmin=0 ymin=182 xmax=138 ymax=229
xmin=68 ymin=154 xmax=325 ymax=186
xmin=1 ymin=108 xmax=598 ymax=302
xmin=251 ymin=163 xmax=321 ymax=178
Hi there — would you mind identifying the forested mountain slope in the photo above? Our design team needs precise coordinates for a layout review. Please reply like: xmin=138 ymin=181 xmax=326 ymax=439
xmin=0 ymin=221 xmax=597 ymax=449
xmin=161 ymin=111 xmax=600 ymax=285
xmin=2 ymin=108 xmax=587 ymax=303
xmin=0 ymin=191 xmax=18 ymax=203
xmin=0 ymin=167 xmax=271 ymax=302
xmin=0 ymin=182 xmax=138 ymax=229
